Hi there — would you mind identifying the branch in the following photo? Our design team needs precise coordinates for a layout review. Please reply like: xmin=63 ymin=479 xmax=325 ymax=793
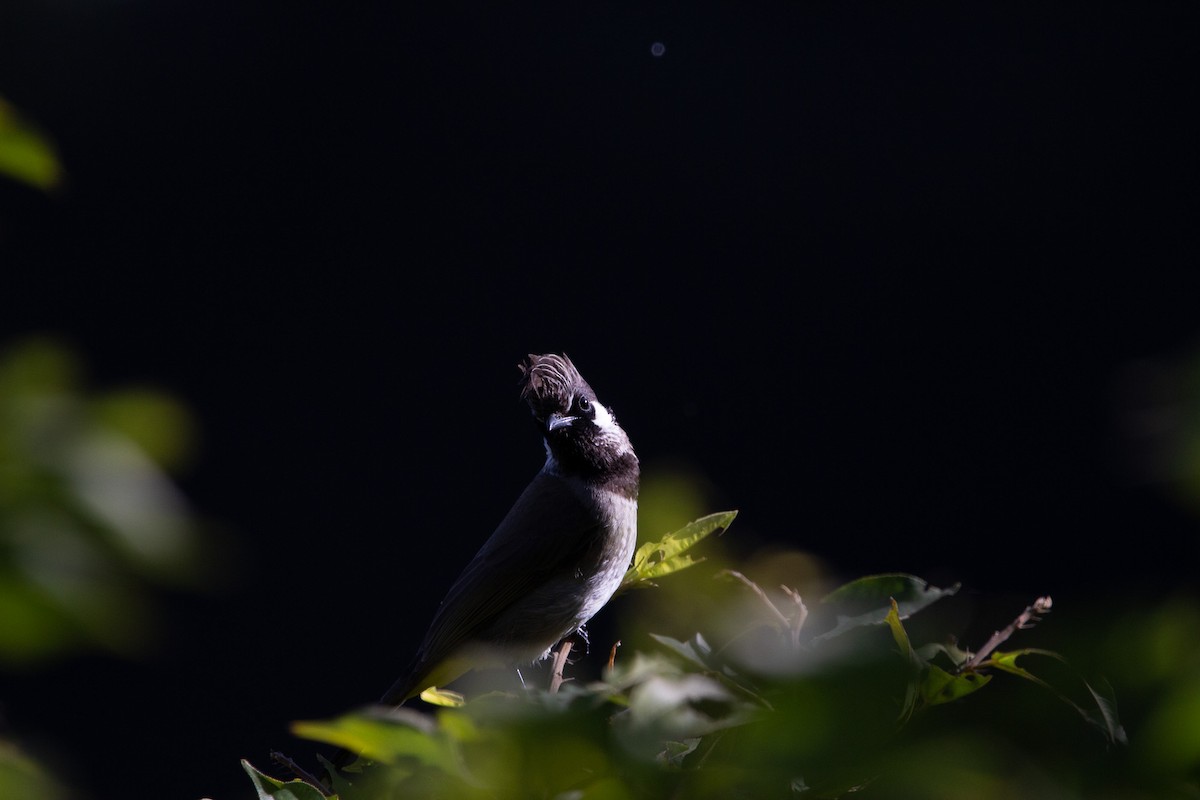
xmin=549 ymin=639 xmax=574 ymax=693
xmin=606 ymin=640 xmax=621 ymax=672
xmin=963 ymin=596 xmax=1053 ymax=671
xmin=722 ymin=570 xmax=808 ymax=647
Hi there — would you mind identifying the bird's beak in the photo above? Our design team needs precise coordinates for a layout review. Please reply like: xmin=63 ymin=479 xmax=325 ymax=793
xmin=546 ymin=413 xmax=576 ymax=432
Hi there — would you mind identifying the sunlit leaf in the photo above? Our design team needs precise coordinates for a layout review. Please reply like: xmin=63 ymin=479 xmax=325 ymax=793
xmin=420 ymin=687 xmax=466 ymax=707
xmin=292 ymin=709 xmax=462 ymax=773
xmin=620 ymin=511 xmax=736 ymax=591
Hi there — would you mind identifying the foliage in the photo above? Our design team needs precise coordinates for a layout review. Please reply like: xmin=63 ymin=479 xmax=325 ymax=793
xmin=0 ymin=338 xmax=206 ymax=663
xmin=619 ymin=510 xmax=735 ymax=592
xmin=0 ymin=96 xmax=62 ymax=192
xmin=0 ymin=740 xmax=66 ymax=800
xmin=245 ymin=515 xmax=1189 ymax=800
xmin=0 ymin=338 xmax=211 ymax=798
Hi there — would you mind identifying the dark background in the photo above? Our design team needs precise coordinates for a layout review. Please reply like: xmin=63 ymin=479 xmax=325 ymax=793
xmin=2 ymin=2 xmax=1198 ymax=798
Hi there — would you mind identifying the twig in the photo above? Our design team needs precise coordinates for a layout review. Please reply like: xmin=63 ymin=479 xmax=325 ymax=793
xmin=780 ymin=584 xmax=809 ymax=649
xmin=722 ymin=570 xmax=807 ymax=648
xmin=607 ymin=640 xmax=621 ymax=672
xmin=964 ymin=595 xmax=1053 ymax=671
xmin=723 ymin=570 xmax=790 ymax=628
xmin=549 ymin=639 xmax=574 ymax=693
xmin=269 ymin=751 xmax=333 ymax=798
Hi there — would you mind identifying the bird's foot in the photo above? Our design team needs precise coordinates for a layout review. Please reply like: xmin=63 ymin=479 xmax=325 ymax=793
xmin=571 ymin=625 xmax=590 ymax=654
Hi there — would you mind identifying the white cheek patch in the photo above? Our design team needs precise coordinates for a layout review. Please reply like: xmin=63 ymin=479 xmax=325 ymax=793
xmin=592 ymin=401 xmax=617 ymax=433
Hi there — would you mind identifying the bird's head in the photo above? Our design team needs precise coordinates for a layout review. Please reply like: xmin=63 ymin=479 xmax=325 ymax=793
xmin=518 ymin=354 xmax=637 ymax=486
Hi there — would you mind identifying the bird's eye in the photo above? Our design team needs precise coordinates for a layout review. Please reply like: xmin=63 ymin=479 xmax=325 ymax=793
xmin=576 ymin=396 xmax=591 ymax=414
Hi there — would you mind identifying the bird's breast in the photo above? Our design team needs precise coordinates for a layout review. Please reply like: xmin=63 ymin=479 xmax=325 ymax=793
xmin=575 ymin=489 xmax=638 ymax=624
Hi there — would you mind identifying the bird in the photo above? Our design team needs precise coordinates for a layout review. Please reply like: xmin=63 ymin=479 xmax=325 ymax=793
xmin=376 ymin=353 xmax=640 ymax=707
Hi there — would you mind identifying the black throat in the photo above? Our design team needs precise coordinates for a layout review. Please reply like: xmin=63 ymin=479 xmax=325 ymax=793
xmin=552 ymin=446 xmax=639 ymax=501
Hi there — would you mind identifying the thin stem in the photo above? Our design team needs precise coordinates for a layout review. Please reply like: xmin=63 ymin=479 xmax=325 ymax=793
xmin=549 ymin=639 xmax=574 ymax=693
xmin=964 ymin=596 xmax=1053 ymax=671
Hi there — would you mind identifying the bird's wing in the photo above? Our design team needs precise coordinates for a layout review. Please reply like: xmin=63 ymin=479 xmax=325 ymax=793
xmin=382 ymin=471 xmax=600 ymax=703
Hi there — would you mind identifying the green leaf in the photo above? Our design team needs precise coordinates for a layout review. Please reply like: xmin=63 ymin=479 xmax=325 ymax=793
xmin=920 ymin=663 xmax=991 ymax=706
xmin=1083 ymin=676 xmax=1127 ymax=746
xmin=292 ymin=709 xmax=461 ymax=773
xmin=884 ymin=599 xmax=922 ymax=723
xmin=916 ymin=640 xmax=973 ymax=670
xmin=620 ymin=511 xmax=737 ymax=591
xmin=986 ymin=649 xmax=1054 ymax=686
xmin=887 ymin=601 xmax=990 ymax=717
xmin=315 ymin=754 xmax=354 ymax=799
xmin=813 ymin=574 xmax=958 ymax=644
xmin=241 ymin=760 xmax=329 ymax=800
xmin=984 ymin=649 xmax=1126 ymax=744
xmin=658 ymin=737 xmax=701 ymax=768
xmin=420 ymin=687 xmax=465 ymax=707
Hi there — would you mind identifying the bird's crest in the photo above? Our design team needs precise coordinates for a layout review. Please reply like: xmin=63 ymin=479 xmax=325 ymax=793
xmin=519 ymin=353 xmax=587 ymax=410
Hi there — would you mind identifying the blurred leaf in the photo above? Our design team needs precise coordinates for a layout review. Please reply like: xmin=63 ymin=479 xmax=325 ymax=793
xmin=272 ymin=579 xmax=1169 ymax=800
xmin=0 ymin=337 xmax=77 ymax=395
xmin=0 ymin=740 xmax=67 ymax=800
xmin=647 ymin=633 xmax=767 ymax=708
xmin=637 ymin=467 xmax=711 ymax=550
xmin=242 ymin=760 xmax=329 ymax=800
xmin=658 ymin=738 xmax=701 ymax=768
xmin=0 ymin=575 xmax=76 ymax=661
xmin=292 ymin=709 xmax=462 ymax=774
xmin=0 ymin=96 xmax=63 ymax=191
xmin=620 ymin=671 xmax=748 ymax=740
xmin=621 ymin=511 xmax=736 ymax=591
xmin=649 ymin=632 xmax=716 ymax=670
xmin=0 ymin=338 xmax=206 ymax=661
xmin=1139 ymin=673 xmax=1200 ymax=774
xmin=94 ymin=390 xmax=195 ymax=470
